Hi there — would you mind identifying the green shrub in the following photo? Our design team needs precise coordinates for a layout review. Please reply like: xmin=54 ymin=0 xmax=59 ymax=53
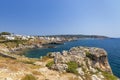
xmin=46 ymin=61 xmax=54 ymax=68
xmin=32 ymin=71 xmax=42 ymax=75
xmin=0 ymin=32 xmax=11 ymax=35
xmin=22 ymin=60 xmax=34 ymax=64
xmin=102 ymin=72 xmax=117 ymax=80
xmin=21 ymin=74 xmax=37 ymax=80
xmin=66 ymin=61 xmax=78 ymax=74
xmin=0 ymin=36 xmax=5 ymax=40
xmin=86 ymin=52 xmax=95 ymax=60
xmin=41 ymin=56 xmax=50 ymax=61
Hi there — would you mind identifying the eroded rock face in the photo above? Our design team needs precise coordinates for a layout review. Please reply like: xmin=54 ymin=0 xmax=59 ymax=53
xmin=48 ymin=46 xmax=116 ymax=80
xmin=52 ymin=47 xmax=111 ymax=73
xmin=51 ymin=64 xmax=68 ymax=72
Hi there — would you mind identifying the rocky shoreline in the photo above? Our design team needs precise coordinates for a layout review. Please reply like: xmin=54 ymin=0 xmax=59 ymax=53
xmin=46 ymin=46 xmax=119 ymax=80
xmin=0 ymin=33 xmax=119 ymax=80
xmin=0 ymin=39 xmax=67 ymax=60
xmin=0 ymin=45 xmax=119 ymax=80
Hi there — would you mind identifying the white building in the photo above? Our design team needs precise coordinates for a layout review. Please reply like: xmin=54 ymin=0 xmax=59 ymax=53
xmin=6 ymin=36 xmax=15 ymax=40
xmin=21 ymin=36 xmax=29 ymax=40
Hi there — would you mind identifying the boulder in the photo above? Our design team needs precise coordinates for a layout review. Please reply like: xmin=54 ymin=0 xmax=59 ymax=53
xmin=51 ymin=64 xmax=68 ymax=72
xmin=62 ymin=50 xmax=68 ymax=56
xmin=47 ymin=52 xmax=56 ymax=58
xmin=77 ymin=68 xmax=84 ymax=75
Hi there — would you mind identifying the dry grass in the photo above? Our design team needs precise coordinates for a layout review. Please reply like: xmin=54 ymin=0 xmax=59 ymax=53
xmin=68 ymin=77 xmax=80 ymax=80
xmin=40 ymin=56 xmax=52 ymax=62
xmin=0 ymin=56 xmax=83 ymax=80
xmin=0 ymin=63 xmax=7 ymax=68
xmin=0 ymin=56 xmax=31 ymax=72
xmin=29 ymin=65 xmax=41 ymax=69
xmin=8 ymin=65 xmax=19 ymax=71
xmin=32 ymin=71 xmax=43 ymax=75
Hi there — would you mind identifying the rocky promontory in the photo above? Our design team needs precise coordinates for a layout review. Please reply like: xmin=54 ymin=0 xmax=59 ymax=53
xmin=47 ymin=46 xmax=118 ymax=80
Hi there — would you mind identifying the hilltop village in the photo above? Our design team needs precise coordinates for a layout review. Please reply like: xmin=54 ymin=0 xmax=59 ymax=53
xmin=0 ymin=32 xmax=80 ymax=54
xmin=0 ymin=32 xmax=108 ymax=53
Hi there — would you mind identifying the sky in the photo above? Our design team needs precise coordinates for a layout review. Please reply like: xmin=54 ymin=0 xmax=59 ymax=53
xmin=0 ymin=0 xmax=120 ymax=37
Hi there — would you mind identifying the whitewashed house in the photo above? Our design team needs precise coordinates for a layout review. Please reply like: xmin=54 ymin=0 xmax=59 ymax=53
xmin=6 ymin=36 xmax=15 ymax=40
xmin=21 ymin=36 xmax=29 ymax=40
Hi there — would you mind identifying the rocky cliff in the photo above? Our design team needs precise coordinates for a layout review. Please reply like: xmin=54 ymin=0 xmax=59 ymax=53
xmin=0 ymin=46 xmax=118 ymax=80
xmin=47 ymin=46 xmax=118 ymax=80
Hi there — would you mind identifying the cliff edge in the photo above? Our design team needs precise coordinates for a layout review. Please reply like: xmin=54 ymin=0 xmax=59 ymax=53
xmin=47 ymin=46 xmax=118 ymax=80
xmin=0 ymin=46 xmax=118 ymax=80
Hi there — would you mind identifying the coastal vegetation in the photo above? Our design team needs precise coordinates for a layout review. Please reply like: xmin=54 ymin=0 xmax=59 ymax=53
xmin=66 ymin=61 xmax=78 ymax=74
xmin=46 ymin=61 xmax=54 ymax=69
xmin=21 ymin=74 xmax=37 ymax=80
xmin=102 ymin=72 xmax=118 ymax=80
xmin=86 ymin=52 xmax=95 ymax=60
xmin=0 ymin=40 xmax=27 ymax=48
xmin=0 ymin=32 xmax=11 ymax=35
xmin=0 ymin=36 xmax=6 ymax=40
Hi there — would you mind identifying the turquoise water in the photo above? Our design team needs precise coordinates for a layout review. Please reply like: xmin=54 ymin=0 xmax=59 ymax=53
xmin=25 ymin=38 xmax=120 ymax=78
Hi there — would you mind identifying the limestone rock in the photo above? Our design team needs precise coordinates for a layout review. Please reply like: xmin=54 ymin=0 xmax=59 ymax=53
xmin=62 ymin=50 xmax=68 ymax=56
xmin=4 ymin=78 xmax=13 ymax=80
xmin=77 ymin=68 xmax=84 ymax=75
xmin=47 ymin=46 xmax=117 ymax=80
xmin=91 ymin=75 xmax=101 ymax=80
xmin=51 ymin=64 xmax=68 ymax=72
xmin=47 ymin=52 xmax=56 ymax=58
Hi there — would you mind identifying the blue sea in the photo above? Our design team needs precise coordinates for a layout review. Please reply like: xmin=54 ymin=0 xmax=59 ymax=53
xmin=25 ymin=38 xmax=120 ymax=78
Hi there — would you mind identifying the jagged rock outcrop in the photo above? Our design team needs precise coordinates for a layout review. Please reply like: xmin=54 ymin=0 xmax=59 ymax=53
xmin=47 ymin=46 xmax=118 ymax=80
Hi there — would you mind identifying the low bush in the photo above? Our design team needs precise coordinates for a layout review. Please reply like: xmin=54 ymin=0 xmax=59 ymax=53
xmin=102 ymin=72 xmax=118 ymax=80
xmin=66 ymin=61 xmax=78 ymax=74
xmin=32 ymin=71 xmax=42 ymax=75
xmin=21 ymin=74 xmax=37 ymax=80
xmin=46 ymin=61 xmax=54 ymax=68
xmin=22 ymin=60 xmax=34 ymax=64
xmin=86 ymin=52 xmax=95 ymax=60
